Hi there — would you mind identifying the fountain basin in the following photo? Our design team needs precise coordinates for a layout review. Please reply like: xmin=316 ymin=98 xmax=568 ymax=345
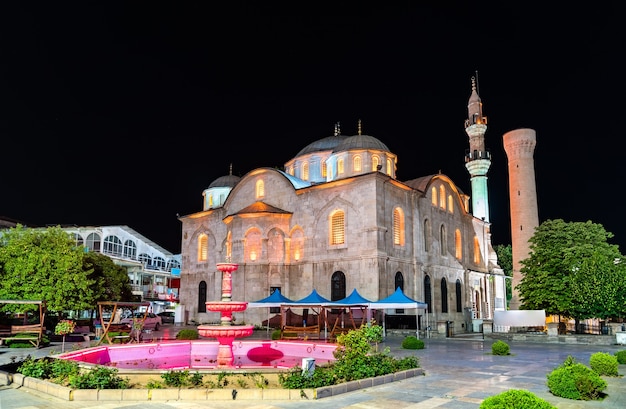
xmin=57 ymin=340 xmax=337 ymax=370
xmin=204 ymin=301 xmax=248 ymax=313
xmin=197 ymin=325 xmax=254 ymax=339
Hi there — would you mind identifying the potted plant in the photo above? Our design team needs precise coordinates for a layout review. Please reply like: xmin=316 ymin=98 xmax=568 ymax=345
xmin=54 ymin=319 xmax=76 ymax=353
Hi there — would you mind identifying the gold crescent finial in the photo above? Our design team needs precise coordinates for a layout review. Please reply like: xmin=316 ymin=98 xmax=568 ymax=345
xmin=358 ymin=119 xmax=362 ymax=135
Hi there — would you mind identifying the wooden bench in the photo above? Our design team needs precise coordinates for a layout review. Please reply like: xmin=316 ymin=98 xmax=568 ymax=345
xmin=281 ymin=325 xmax=320 ymax=340
xmin=101 ymin=323 xmax=133 ymax=344
xmin=0 ymin=324 xmax=43 ymax=348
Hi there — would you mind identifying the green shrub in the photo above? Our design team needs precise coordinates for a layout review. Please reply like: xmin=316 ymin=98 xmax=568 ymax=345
xmin=401 ymin=335 xmax=425 ymax=350
xmin=68 ymin=366 xmax=130 ymax=389
xmin=491 ymin=340 xmax=510 ymax=356
xmin=546 ymin=355 xmax=607 ymax=400
xmin=175 ymin=329 xmax=199 ymax=340
xmin=589 ymin=351 xmax=618 ymax=376
xmin=615 ymin=350 xmax=626 ymax=364
xmin=480 ymin=389 xmax=556 ymax=408
xmin=271 ymin=329 xmax=281 ymax=340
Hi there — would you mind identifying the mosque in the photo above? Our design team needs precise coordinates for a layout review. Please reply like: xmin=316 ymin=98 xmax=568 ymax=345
xmin=178 ymin=77 xmax=537 ymax=336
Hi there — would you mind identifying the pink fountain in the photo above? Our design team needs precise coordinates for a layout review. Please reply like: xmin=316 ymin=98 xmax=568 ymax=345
xmin=197 ymin=262 xmax=254 ymax=368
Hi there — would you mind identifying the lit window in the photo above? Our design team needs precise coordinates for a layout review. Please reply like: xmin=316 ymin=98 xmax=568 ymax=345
xmin=302 ymin=162 xmax=309 ymax=181
xmin=386 ymin=158 xmax=392 ymax=175
xmin=455 ymin=229 xmax=462 ymax=260
xmin=330 ymin=211 xmax=345 ymax=245
xmin=209 ymin=194 xmax=213 ymax=207
xmin=353 ymin=155 xmax=361 ymax=172
xmin=245 ymin=228 xmax=262 ymax=262
xmin=431 ymin=186 xmax=437 ymax=206
xmin=198 ymin=234 xmax=208 ymax=262
xmin=372 ymin=156 xmax=379 ymax=171
xmin=338 ymin=158 xmax=344 ymax=174
xmin=439 ymin=185 xmax=446 ymax=209
xmin=256 ymin=179 xmax=265 ymax=199
xmin=473 ymin=236 xmax=481 ymax=264
xmin=448 ymin=195 xmax=454 ymax=213
xmin=393 ymin=207 xmax=405 ymax=246
xmin=226 ymin=231 xmax=232 ymax=260
xmin=322 ymin=161 xmax=327 ymax=178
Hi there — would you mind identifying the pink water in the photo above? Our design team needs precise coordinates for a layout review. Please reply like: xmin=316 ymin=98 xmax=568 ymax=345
xmin=58 ymin=340 xmax=337 ymax=370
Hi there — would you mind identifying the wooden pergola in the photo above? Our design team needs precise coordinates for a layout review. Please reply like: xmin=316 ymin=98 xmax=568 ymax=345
xmin=96 ymin=301 xmax=150 ymax=345
xmin=0 ymin=299 xmax=46 ymax=347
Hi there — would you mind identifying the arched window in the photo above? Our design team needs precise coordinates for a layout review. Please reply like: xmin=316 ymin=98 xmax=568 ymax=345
xmin=448 ymin=195 xmax=454 ymax=213
xmin=208 ymin=194 xmax=213 ymax=207
xmin=330 ymin=210 xmax=345 ymax=245
xmin=431 ymin=186 xmax=437 ymax=206
xmin=440 ymin=224 xmax=447 ymax=256
xmin=256 ymin=179 xmax=265 ymax=199
xmin=456 ymin=279 xmax=463 ymax=312
xmin=123 ymin=239 xmax=137 ymax=260
xmin=353 ymin=155 xmax=361 ymax=172
xmin=424 ymin=275 xmax=432 ymax=313
xmin=338 ymin=158 xmax=344 ymax=175
xmin=473 ymin=236 xmax=481 ymax=264
xmin=245 ymin=228 xmax=262 ymax=262
xmin=423 ymin=219 xmax=431 ymax=252
xmin=198 ymin=234 xmax=208 ymax=262
xmin=386 ymin=158 xmax=392 ymax=175
xmin=302 ymin=162 xmax=309 ymax=180
xmin=455 ymin=229 xmax=462 ymax=260
xmin=393 ymin=207 xmax=405 ymax=246
xmin=372 ymin=155 xmax=379 ymax=171
xmin=86 ymin=232 xmax=101 ymax=252
xmin=198 ymin=281 xmax=207 ymax=313
xmin=322 ymin=161 xmax=327 ymax=178
xmin=441 ymin=278 xmax=448 ymax=313
xmin=103 ymin=235 xmax=123 ymax=256
xmin=331 ymin=271 xmax=346 ymax=302
xmin=439 ymin=185 xmax=446 ymax=209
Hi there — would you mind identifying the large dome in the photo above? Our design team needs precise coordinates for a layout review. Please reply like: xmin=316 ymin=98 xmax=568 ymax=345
xmin=295 ymin=135 xmax=348 ymax=156
xmin=332 ymin=134 xmax=390 ymax=153
xmin=209 ymin=174 xmax=241 ymax=188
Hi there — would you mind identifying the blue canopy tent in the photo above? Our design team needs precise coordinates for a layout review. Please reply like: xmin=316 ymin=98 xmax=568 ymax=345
xmin=369 ymin=287 xmax=428 ymax=338
xmin=280 ymin=289 xmax=331 ymax=336
xmin=247 ymin=289 xmax=295 ymax=335
xmin=325 ymin=289 xmax=373 ymax=339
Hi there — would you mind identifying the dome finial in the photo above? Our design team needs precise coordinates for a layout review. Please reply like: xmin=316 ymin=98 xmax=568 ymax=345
xmin=471 ymin=76 xmax=477 ymax=91
xmin=358 ymin=119 xmax=362 ymax=135
xmin=229 ymin=163 xmax=233 ymax=175
xmin=334 ymin=121 xmax=341 ymax=136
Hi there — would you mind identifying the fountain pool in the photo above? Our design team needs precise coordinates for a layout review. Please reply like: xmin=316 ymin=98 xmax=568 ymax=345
xmin=57 ymin=339 xmax=337 ymax=370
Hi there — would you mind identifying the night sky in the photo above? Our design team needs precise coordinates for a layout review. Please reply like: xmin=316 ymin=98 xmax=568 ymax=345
xmin=2 ymin=3 xmax=625 ymax=254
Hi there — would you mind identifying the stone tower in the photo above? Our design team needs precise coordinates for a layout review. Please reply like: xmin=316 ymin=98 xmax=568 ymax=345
xmin=503 ymin=128 xmax=539 ymax=310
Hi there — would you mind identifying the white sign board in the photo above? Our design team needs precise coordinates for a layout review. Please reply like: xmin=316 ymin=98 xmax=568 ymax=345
xmin=494 ymin=310 xmax=546 ymax=327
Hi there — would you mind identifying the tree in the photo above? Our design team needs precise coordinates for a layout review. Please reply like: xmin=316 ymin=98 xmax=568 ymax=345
xmin=0 ymin=225 xmax=95 ymax=313
xmin=494 ymin=244 xmax=512 ymax=308
xmin=83 ymin=251 xmax=134 ymax=303
xmin=516 ymin=219 xmax=626 ymax=324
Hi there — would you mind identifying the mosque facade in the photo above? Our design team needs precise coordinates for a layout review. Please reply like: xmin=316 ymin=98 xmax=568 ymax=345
xmin=178 ymin=79 xmax=506 ymax=336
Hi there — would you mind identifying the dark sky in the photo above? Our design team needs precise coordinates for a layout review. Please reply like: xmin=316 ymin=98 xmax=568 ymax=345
xmin=2 ymin=3 xmax=625 ymax=254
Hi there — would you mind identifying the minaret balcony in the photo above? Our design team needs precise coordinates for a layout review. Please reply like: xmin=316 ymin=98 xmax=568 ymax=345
xmin=465 ymin=149 xmax=491 ymax=162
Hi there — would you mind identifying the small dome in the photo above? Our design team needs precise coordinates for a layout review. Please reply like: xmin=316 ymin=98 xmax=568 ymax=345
xmin=296 ymin=135 xmax=348 ymax=156
xmin=209 ymin=174 xmax=241 ymax=188
xmin=332 ymin=134 xmax=390 ymax=153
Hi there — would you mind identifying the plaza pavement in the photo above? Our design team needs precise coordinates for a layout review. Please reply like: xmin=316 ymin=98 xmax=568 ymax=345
xmin=1 ymin=325 xmax=625 ymax=409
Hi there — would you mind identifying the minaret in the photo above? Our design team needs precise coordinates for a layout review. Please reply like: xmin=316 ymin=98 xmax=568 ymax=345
xmin=503 ymin=128 xmax=538 ymax=310
xmin=464 ymin=76 xmax=491 ymax=222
